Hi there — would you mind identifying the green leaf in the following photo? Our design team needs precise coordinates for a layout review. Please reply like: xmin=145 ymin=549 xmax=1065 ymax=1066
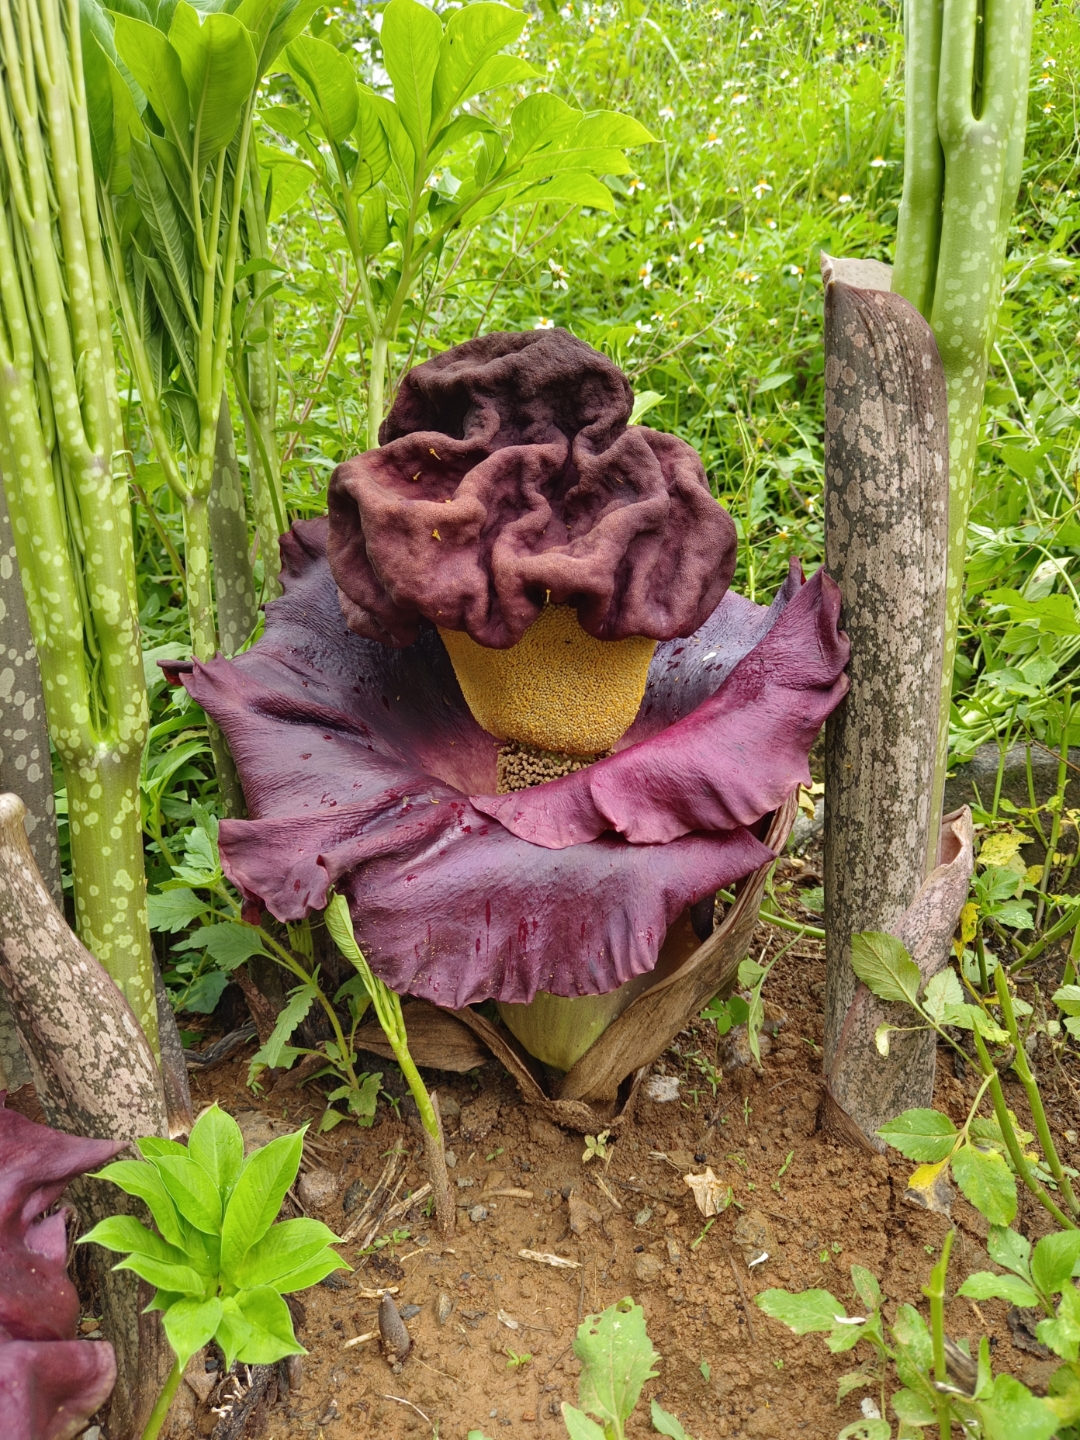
xmin=352 ymin=88 xmax=392 ymax=193
xmin=957 ymin=1271 xmax=1041 ymax=1307
xmin=221 ymin=1127 xmax=306 ymax=1272
xmin=248 ymin=981 xmax=316 ymax=1076
xmin=231 ymin=1216 xmax=343 ymax=1288
xmin=1031 ymin=1232 xmax=1080 ymax=1299
xmin=560 ymin=1406 xmax=607 ymax=1440
xmin=169 ymin=3 xmax=257 ymax=167
xmin=188 ymin=1104 xmax=244 ymax=1197
xmin=891 ymin=1387 xmax=937 ymax=1425
xmin=650 ymin=1399 xmax=693 ymax=1439
xmin=991 ymin=899 xmax=1035 ymax=931
xmin=137 ymin=1136 xmax=188 ymax=1159
xmin=506 ymin=92 xmax=579 ymax=166
xmin=510 ymin=170 xmax=615 ymax=213
xmin=573 ymin=1297 xmax=659 ymax=1430
xmin=285 ymin=35 xmax=359 ymax=143
xmin=380 ymin=0 xmax=443 ymax=158
xmin=113 ymin=13 xmax=190 ymax=156
xmin=850 ymin=1265 xmax=882 ymax=1311
xmin=923 ymin=967 xmax=964 ymax=1023
xmin=193 ymin=921 xmax=269 ymax=969
xmin=162 ymin=1296 xmax=223 ymax=1368
xmin=129 ymin=139 xmax=197 ymax=325
xmin=261 ymin=148 xmax=315 ymax=221
xmin=755 ymin=372 xmax=794 ymax=394
xmin=114 ymin=1251 xmax=206 ymax=1294
xmin=952 ymin=1144 xmax=1018 ymax=1226
xmin=147 ymin=887 xmax=208 ymax=932
xmin=756 ymin=1288 xmax=846 ymax=1334
xmin=431 ymin=2 xmax=525 ymax=124
xmin=79 ymin=1214 xmax=186 ymax=1269
xmin=235 ymin=0 xmax=321 ymax=77
xmin=1052 ymin=984 xmax=1080 ymax=1018
xmin=572 ymin=110 xmax=656 ymax=148
xmin=92 ymin=1159 xmax=187 ymax=1248
xmin=984 ymin=589 xmax=1080 ymax=637
xmin=154 ymin=1155 xmax=224 ymax=1234
xmin=1036 ymin=1283 xmax=1080 ymax=1362
xmin=849 ymin=931 xmax=921 ymax=1006
xmin=233 ymin=1285 xmax=304 ymax=1363
xmin=975 ymin=1373 xmax=1059 ymax=1440
xmin=215 ymin=1295 xmax=254 ymax=1370
xmin=837 ymin=1422 xmax=890 ymax=1440
xmin=876 ymin=1109 xmax=958 ymax=1163
xmin=988 ymin=1222 xmax=1033 ymax=1279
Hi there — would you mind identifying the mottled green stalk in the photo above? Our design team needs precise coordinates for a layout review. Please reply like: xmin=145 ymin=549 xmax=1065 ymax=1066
xmin=0 ymin=0 xmax=156 ymax=1044
xmin=893 ymin=0 xmax=1034 ymax=849
xmin=208 ymin=394 xmax=258 ymax=657
xmin=235 ymin=145 xmax=286 ymax=596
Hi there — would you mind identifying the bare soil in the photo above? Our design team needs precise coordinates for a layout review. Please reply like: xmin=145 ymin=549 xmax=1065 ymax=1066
xmin=161 ymin=908 xmax=1080 ymax=1440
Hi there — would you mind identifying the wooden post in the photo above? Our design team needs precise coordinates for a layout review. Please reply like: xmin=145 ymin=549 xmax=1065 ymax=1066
xmin=820 ymin=255 xmax=955 ymax=1147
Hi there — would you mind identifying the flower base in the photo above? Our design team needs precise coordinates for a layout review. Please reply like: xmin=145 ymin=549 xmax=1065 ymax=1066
xmin=373 ymin=795 xmax=797 ymax=1134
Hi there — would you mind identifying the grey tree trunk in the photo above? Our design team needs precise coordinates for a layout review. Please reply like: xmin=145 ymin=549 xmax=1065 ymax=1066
xmin=0 ymin=470 xmax=59 ymax=1089
xmin=820 ymin=254 xmax=957 ymax=1147
xmin=0 ymin=790 xmax=174 ymax=1437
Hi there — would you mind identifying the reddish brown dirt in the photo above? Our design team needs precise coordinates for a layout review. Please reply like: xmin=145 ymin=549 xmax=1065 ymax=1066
xmin=164 ymin=918 xmax=1079 ymax=1440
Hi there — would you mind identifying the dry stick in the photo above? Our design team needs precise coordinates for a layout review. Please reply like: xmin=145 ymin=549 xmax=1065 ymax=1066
xmin=423 ymin=1091 xmax=456 ymax=1238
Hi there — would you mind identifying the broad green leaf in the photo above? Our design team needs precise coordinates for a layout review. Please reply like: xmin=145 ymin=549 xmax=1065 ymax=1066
xmin=975 ymin=1373 xmax=1060 ymax=1440
xmin=352 ymin=89 xmax=392 ymax=193
xmin=264 ymin=1248 xmax=349 ymax=1293
xmin=432 ymin=3 xmax=526 ymax=123
xmin=132 ymin=241 xmax=198 ymax=390
xmin=380 ymin=0 xmax=442 ymax=157
xmin=1031 ymin=1232 xmax=1080 ymax=1298
xmin=510 ymin=171 xmax=615 ymax=213
xmin=169 ymin=3 xmax=257 ymax=167
xmin=560 ymin=1406 xmax=607 ymax=1440
xmin=891 ymin=1387 xmax=937 ymax=1425
xmin=114 ymin=1251 xmax=206 ymax=1294
xmin=215 ymin=1295 xmax=254 ymax=1370
xmin=360 ymin=195 xmax=391 ymax=257
xmin=573 ymin=110 xmax=656 ymax=148
xmin=923 ymin=966 xmax=963 ymax=1023
xmin=957 ymin=1271 xmax=1041 ymax=1307
xmin=892 ymin=1302 xmax=932 ymax=1370
xmin=261 ymin=149 xmax=316 ymax=222
xmin=113 ymin=14 xmax=190 ymax=156
xmin=248 ymin=981 xmax=316 ymax=1075
xmin=197 ymin=921 xmax=269 ymax=969
xmin=506 ymin=93 xmax=579 ymax=166
xmin=988 ymin=1223 xmax=1033 ymax=1278
xmin=952 ymin=1144 xmax=1017 ymax=1226
xmin=129 ymin=140 xmax=197 ymax=325
xmin=650 ymin=1399 xmax=693 ymax=1439
xmin=234 ymin=1285 xmax=304 ymax=1363
xmin=286 ymin=35 xmax=359 ymax=143
xmin=93 ymin=1159 xmax=187 ymax=1248
xmin=467 ymin=53 xmax=537 ymax=96
xmin=154 ymin=1155 xmax=224 ymax=1234
xmin=629 ymin=390 xmax=663 ymax=425
xmin=876 ymin=1109 xmax=958 ymax=1163
xmin=137 ymin=1136 xmax=188 ymax=1159
xmin=756 ymin=1288 xmax=846 ymax=1334
xmin=573 ymin=1297 xmax=659 ymax=1429
xmin=147 ymin=886 xmax=208 ymax=933
xmin=181 ymin=971 xmax=231 ymax=1015
xmin=1037 ymin=1283 xmax=1080 ymax=1363
xmin=1052 ymin=984 xmax=1080 ymax=1018
xmin=188 ymin=1104 xmax=244 ymax=1197
xmin=221 ymin=1127 xmax=306 ymax=1271
xmin=427 ymin=111 xmax=495 ymax=168
xmin=992 ymin=899 xmax=1035 ymax=931
xmin=850 ymin=931 xmax=921 ymax=1006
xmin=230 ymin=1216 xmax=343 ymax=1288
xmin=163 ymin=1296 xmax=223 ymax=1368
xmin=837 ymin=1422 xmax=890 ymax=1440
xmin=79 ymin=1215 xmax=186 ymax=1267
xmin=236 ymin=0 xmax=321 ymax=76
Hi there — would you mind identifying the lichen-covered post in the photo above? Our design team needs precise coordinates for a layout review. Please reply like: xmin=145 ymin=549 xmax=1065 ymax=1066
xmin=821 ymin=256 xmax=953 ymax=1145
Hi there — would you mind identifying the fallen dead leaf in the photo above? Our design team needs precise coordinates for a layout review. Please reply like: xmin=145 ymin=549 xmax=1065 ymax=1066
xmin=519 ymin=1249 xmax=581 ymax=1269
xmin=683 ymin=1167 xmax=732 ymax=1218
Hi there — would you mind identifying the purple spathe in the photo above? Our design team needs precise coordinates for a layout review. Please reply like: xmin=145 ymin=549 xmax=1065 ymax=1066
xmin=179 ymin=519 xmax=848 ymax=1009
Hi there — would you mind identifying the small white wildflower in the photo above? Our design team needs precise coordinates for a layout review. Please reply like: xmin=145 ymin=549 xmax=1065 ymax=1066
xmin=690 ymin=235 xmax=706 ymax=254
xmin=627 ymin=176 xmax=646 ymax=194
xmin=638 ymin=259 xmax=653 ymax=288
xmin=765 ymin=218 xmax=777 ymax=229
xmin=658 ymin=105 xmax=675 ymax=120
xmin=547 ymin=258 xmax=570 ymax=290
xmin=730 ymin=92 xmax=749 ymax=105
xmin=534 ymin=316 xmax=555 ymax=330
xmin=869 ymin=155 xmax=887 ymax=167
xmin=838 ymin=193 xmax=852 ymax=204
xmin=752 ymin=180 xmax=772 ymax=199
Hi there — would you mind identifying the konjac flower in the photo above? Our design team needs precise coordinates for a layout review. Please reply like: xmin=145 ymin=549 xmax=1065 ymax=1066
xmin=0 ymin=1097 xmax=120 ymax=1440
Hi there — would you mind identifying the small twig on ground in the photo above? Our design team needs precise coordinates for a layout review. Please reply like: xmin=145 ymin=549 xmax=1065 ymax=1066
xmin=380 ymin=1394 xmax=432 ymax=1425
xmin=729 ymin=1255 xmax=756 ymax=1342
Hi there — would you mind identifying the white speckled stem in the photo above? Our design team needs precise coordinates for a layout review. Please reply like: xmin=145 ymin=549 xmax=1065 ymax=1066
xmin=893 ymin=0 xmax=1034 ymax=839
xmin=0 ymin=0 xmax=156 ymax=1044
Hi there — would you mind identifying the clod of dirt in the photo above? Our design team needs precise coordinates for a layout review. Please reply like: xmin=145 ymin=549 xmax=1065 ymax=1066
xmin=633 ymin=1252 xmax=663 ymax=1285
xmin=460 ymin=1092 xmax=502 ymax=1141
xmin=634 ymin=1207 xmax=653 ymax=1228
xmin=469 ymin=1204 xmax=489 ymax=1223
xmin=298 ymin=1166 xmax=339 ymax=1211
xmin=233 ymin=1109 xmax=300 ymax=1153
xmin=435 ymin=1292 xmax=454 ymax=1325
xmin=379 ymin=1292 xmax=412 ymax=1362
xmin=665 ymin=1236 xmax=682 ymax=1265
xmin=733 ymin=1207 xmax=776 ymax=1265
xmin=527 ymin=1113 xmax=564 ymax=1145
xmin=568 ymin=1189 xmax=602 ymax=1234
xmin=342 ymin=1177 xmax=370 ymax=1213
xmin=439 ymin=1094 xmax=462 ymax=1121
xmin=717 ymin=1025 xmax=773 ymax=1071
xmin=483 ymin=1169 xmax=507 ymax=1191
xmin=644 ymin=1074 xmax=680 ymax=1103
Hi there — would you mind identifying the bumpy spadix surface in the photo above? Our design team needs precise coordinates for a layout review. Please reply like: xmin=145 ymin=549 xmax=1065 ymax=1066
xmin=179 ymin=520 xmax=848 ymax=1009
xmin=440 ymin=605 xmax=655 ymax=755
xmin=0 ymin=1097 xmax=120 ymax=1439
xmin=327 ymin=329 xmax=737 ymax=649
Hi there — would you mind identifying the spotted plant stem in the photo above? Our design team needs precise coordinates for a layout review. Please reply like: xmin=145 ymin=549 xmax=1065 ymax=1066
xmin=0 ymin=0 xmax=156 ymax=1044
xmin=893 ymin=0 xmax=1034 ymax=842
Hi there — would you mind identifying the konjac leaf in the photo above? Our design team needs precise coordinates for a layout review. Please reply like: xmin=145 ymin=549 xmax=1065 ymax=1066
xmin=162 ymin=1296 xmax=223 ymax=1369
xmin=114 ymin=1252 xmax=205 ymax=1294
xmin=285 ymin=35 xmax=359 ymax=142
xmin=431 ymin=1 xmax=525 ymax=124
xmin=876 ymin=1109 xmax=958 ymax=1163
xmin=923 ymin=967 xmax=963 ymax=1023
xmin=215 ymin=1295 xmax=254 ymax=1371
xmin=756 ymin=1288 xmax=846 ymax=1334
xmin=573 ymin=1297 xmax=659 ymax=1430
xmin=168 ymin=3 xmax=257 ymax=167
xmin=92 ymin=1159 xmax=187 ymax=1248
xmin=187 ymin=1104 xmax=244 ymax=1198
xmin=154 ymin=1155 xmax=224 ymax=1234
xmin=112 ymin=14 xmax=190 ymax=156
xmin=380 ymin=0 xmax=442 ymax=157
xmin=221 ymin=1128 xmax=306 ymax=1272
xmin=957 ymin=1272 xmax=1041 ymax=1308
xmin=79 ymin=1215 xmax=187 ymax=1268
xmin=849 ymin=931 xmax=921 ymax=1006
xmin=951 ymin=1144 xmax=1017 ymax=1226
xmin=233 ymin=1285 xmax=304 ymax=1363
xmin=230 ymin=1216 xmax=344 ymax=1289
